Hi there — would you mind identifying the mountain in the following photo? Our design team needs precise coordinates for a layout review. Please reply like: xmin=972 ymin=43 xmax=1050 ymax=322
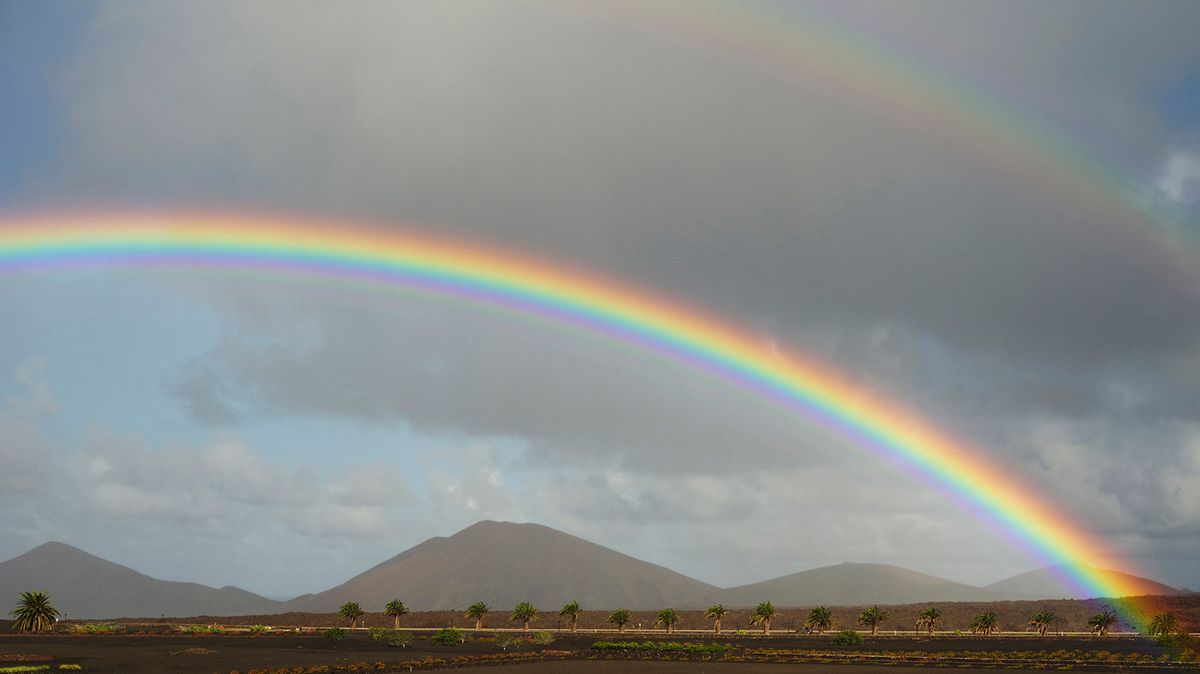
xmin=282 ymin=520 xmax=716 ymax=612
xmin=684 ymin=562 xmax=1000 ymax=608
xmin=0 ymin=542 xmax=281 ymax=619
xmin=986 ymin=564 xmax=1186 ymax=599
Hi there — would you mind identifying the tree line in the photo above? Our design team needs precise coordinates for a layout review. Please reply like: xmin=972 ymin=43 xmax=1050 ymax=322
xmin=7 ymin=590 xmax=1185 ymax=638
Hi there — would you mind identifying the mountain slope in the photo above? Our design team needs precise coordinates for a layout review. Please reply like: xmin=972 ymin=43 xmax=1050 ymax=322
xmin=283 ymin=520 xmax=717 ymax=612
xmin=986 ymin=564 xmax=1185 ymax=599
xmin=685 ymin=562 xmax=1000 ymax=608
xmin=0 ymin=542 xmax=281 ymax=619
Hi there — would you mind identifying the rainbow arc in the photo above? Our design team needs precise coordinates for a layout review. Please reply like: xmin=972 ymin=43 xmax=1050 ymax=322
xmin=0 ymin=213 xmax=1152 ymax=628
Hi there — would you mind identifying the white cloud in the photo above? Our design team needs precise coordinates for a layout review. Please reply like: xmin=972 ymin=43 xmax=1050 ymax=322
xmin=1156 ymin=150 xmax=1200 ymax=203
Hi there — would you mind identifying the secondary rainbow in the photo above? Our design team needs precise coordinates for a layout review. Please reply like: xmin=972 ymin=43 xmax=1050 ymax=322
xmin=576 ymin=1 xmax=1195 ymax=270
xmin=0 ymin=213 xmax=1151 ymax=625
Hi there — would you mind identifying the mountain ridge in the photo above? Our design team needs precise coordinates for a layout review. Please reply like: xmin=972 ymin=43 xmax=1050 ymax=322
xmin=985 ymin=563 xmax=1188 ymax=599
xmin=2 ymin=522 xmax=1185 ymax=618
xmin=0 ymin=541 xmax=281 ymax=619
xmin=683 ymin=561 xmax=1003 ymax=608
xmin=281 ymin=520 xmax=717 ymax=612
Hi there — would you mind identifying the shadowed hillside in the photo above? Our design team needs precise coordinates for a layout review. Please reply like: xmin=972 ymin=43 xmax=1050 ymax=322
xmin=685 ymin=562 xmax=1001 ymax=608
xmin=986 ymin=564 xmax=1187 ymax=600
xmin=0 ymin=542 xmax=280 ymax=619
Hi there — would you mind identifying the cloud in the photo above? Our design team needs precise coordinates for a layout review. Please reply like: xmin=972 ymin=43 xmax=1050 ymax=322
xmin=3 ymin=1 xmax=1199 ymax=591
xmin=1157 ymin=150 xmax=1200 ymax=203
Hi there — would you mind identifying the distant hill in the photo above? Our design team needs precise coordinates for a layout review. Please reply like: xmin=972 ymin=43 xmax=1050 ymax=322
xmin=0 ymin=542 xmax=281 ymax=619
xmin=986 ymin=564 xmax=1186 ymax=599
xmin=282 ymin=521 xmax=717 ymax=612
xmin=684 ymin=562 xmax=1000 ymax=608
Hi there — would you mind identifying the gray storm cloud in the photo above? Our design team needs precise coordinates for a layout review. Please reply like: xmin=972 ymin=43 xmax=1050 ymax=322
xmin=4 ymin=0 xmax=1199 ymax=589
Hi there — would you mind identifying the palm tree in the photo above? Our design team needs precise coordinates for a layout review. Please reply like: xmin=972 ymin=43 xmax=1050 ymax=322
xmin=1028 ymin=610 xmax=1055 ymax=637
xmin=1088 ymin=610 xmax=1118 ymax=636
xmin=655 ymin=608 xmax=679 ymax=635
xmin=9 ymin=591 xmax=60 ymax=633
xmin=338 ymin=601 xmax=365 ymax=629
xmin=608 ymin=609 xmax=631 ymax=634
xmin=1148 ymin=612 xmax=1178 ymax=637
xmin=915 ymin=607 xmax=941 ymax=635
xmin=705 ymin=605 xmax=729 ymax=635
xmin=560 ymin=601 xmax=582 ymax=633
xmin=805 ymin=606 xmax=833 ymax=635
xmin=858 ymin=606 xmax=888 ymax=636
xmin=384 ymin=599 xmax=409 ymax=630
xmin=464 ymin=602 xmax=490 ymax=631
xmin=970 ymin=611 xmax=999 ymax=635
xmin=750 ymin=601 xmax=777 ymax=635
xmin=510 ymin=601 xmax=538 ymax=631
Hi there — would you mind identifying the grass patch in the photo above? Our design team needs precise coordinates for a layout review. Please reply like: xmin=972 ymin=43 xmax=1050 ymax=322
xmin=591 ymin=641 xmax=735 ymax=655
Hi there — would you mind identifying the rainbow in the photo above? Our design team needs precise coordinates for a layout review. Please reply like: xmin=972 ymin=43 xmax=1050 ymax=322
xmin=0 ymin=213 xmax=1152 ymax=627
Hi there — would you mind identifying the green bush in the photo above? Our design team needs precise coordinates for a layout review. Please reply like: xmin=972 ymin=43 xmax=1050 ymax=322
xmin=495 ymin=634 xmax=519 ymax=650
xmin=830 ymin=629 xmax=864 ymax=646
xmin=247 ymin=624 xmax=270 ymax=635
xmin=387 ymin=630 xmax=414 ymax=648
xmin=368 ymin=627 xmax=387 ymax=642
xmin=179 ymin=624 xmax=222 ymax=635
xmin=531 ymin=631 xmax=555 ymax=645
xmin=1156 ymin=632 xmax=1194 ymax=649
xmin=431 ymin=627 xmax=464 ymax=645
xmin=324 ymin=627 xmax=347 ymax=640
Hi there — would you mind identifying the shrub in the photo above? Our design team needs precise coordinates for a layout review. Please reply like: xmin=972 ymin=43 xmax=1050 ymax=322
xmin=71 ymin=622 xmax=118 ymax=634
xmin=1156 ymin=632 xmax=1194 ymax=649
xmin=589 ymin=641 xmax=733 ymax=655
xmin=179 ymin=624 xmax=222 ymax=635
xmin=368 ymin=627 xmax=386 ymax=642
xmin=247 ymin=625 xmax=270 ymax=635
xmin=324 ymin=627 xmax=347 ymax=640
xmin=830 ymin=629 xmax=863 ymax=646
xmin=387 ymin=631 xmax=414 ymax=648
xmin=431 ymin=627 xmax=464 ymax=645
xmin=531 ymin=631 xmax=555 ymax=645
xmin=495 ymin=634 xmax=519 ymax=650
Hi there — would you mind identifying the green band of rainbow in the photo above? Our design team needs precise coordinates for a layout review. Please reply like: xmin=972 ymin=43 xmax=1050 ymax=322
xmin=0 ymin=213 xmax=1150 ymax=628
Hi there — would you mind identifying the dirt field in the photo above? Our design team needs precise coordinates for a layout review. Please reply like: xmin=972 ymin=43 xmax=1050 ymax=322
xmin=0 ymin=631 xmax=1190 ymax=674
xmin=447 ymin=663 xmax=1144 ymax=674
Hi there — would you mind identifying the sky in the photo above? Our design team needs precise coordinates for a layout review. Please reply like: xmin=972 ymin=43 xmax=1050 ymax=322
xmin=1 ymin=0 xmax=1200 ymax=599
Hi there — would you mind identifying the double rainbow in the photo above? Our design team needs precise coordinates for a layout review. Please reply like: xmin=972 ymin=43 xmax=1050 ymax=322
xmin=0 ymin=213 xmax=1148 ymax=626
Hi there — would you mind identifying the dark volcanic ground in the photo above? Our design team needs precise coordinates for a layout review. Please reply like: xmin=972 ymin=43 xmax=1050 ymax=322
xmin=0 ymin=631 xmax=1185 ymax=674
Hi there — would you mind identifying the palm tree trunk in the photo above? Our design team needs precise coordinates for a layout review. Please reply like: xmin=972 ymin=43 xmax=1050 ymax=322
xmin=571 ymin=618 xmax=577 ymax=633
xmin=618 ymin=623 xmax=624 ymax=633
xmin=523 ymin=620 xmax=530 ymax=632
xmin=763 ymin=621 xmax=770 ymax=636
xmin=475 ymin=617 xmax=482 ymax=631
xmin=714 ymin=619 xmax=720 ymax=635
xmin=667 ymin=623 xmax=673 ymax=635
xmin=394 ymin=616 xmax=400 ymax=629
